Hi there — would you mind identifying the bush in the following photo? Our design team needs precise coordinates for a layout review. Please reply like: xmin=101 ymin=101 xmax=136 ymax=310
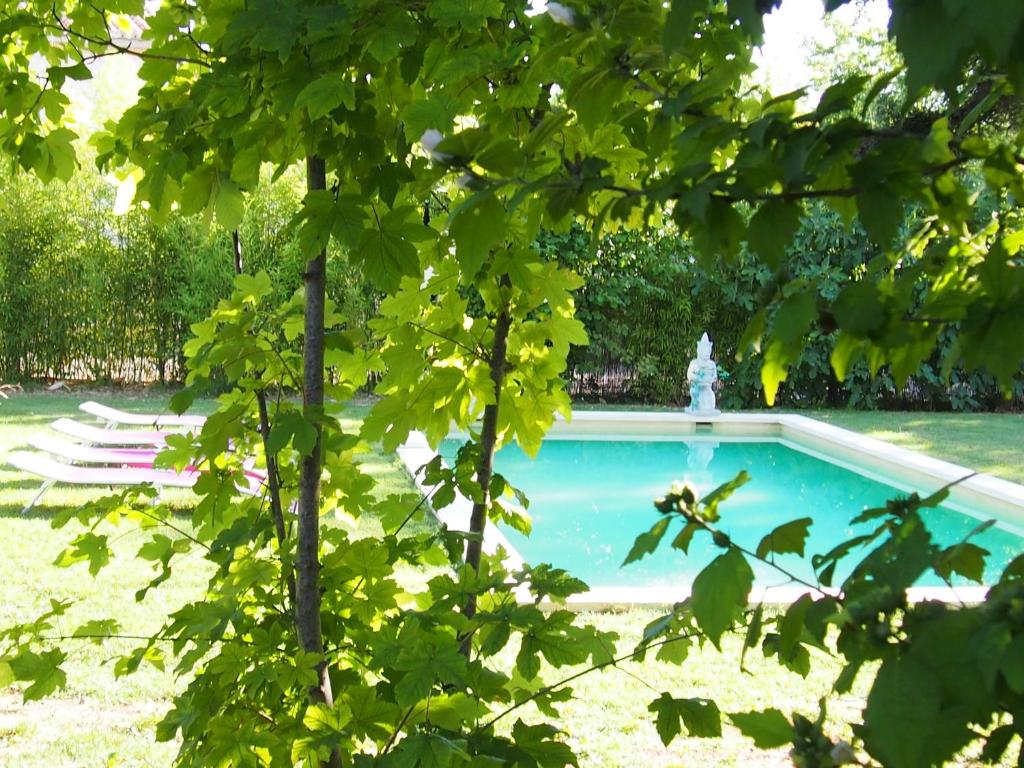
xmin=0 ymin=166 xmax=377 ymax=383
xmin=538 ymin=227 xmax=730 ymax=404
xmin=546 ymin=202 xmax=1024 ymax=411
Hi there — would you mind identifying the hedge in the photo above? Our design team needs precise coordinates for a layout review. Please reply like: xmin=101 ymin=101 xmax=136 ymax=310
xmin=544 ymin=201 xmax=1024 ymax=411
xmin=0 ymin=167 xmax=375 ymax=383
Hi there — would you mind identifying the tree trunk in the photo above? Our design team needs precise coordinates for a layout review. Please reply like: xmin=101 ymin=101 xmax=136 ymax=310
xmin=460 ymin=289 xmax=512 ymax=657
xmin=257 ymin=389 xmax=296 ymax=607
xmin=295 ymin=156 xmax=340 ymax=767
xmin=231 ymin=231 xmax=295 ymax=605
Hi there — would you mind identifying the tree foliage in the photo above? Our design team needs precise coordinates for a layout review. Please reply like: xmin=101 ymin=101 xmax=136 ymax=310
xmin=0 ymin=0 xmax=1023 ymax=766
xmin=630 ymin=473 xmax=1024 ymax=768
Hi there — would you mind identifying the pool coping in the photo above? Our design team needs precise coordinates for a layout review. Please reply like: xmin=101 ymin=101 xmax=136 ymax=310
xmin=396 ymin=411 xmax=1020 ymax=607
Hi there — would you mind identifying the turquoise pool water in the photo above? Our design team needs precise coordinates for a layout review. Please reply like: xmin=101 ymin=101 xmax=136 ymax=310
xmin=439 ymin=437 xmax=1024 ymax=588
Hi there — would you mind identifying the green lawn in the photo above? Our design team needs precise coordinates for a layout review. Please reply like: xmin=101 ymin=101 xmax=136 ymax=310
xmin=801 ymin=410 xmax=1024 ymax=484
xmin=0 ymin=391 xmax=1018 ymax=766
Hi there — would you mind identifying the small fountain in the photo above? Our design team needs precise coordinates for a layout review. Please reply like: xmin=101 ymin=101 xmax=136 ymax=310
xmin=685 ymin=332 xmax=720 ymax=416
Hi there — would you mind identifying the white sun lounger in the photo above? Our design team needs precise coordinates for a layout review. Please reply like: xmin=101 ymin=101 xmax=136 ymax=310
xmin=13 ymin=420 xmax=173 ymax=512
xmin=28 ymin=433 xmax=265 ymax=480
xmin=50 ymin=418 xmax=169 ymax=447
xmin=9 ymin=449 xmax=264 ymax=512
xmin=27 ymin=434 xmax=161 ymax=466
xmin=8 ymin=450 xmax=201 ymax=494
xmin=79 ymin=401 xmax=206 ymax=429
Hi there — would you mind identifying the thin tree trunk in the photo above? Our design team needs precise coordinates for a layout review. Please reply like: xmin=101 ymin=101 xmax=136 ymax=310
xmin=257 ymin=385 xmax=297 ymax=609
xmin=230 ymin=226 xmax=298 ymax=611
xmin=231 ymin=230 xmax=295 ymax=606
xmin=295 ymin=157 xmax=340 ymax=768
xmin=460 ymin=289 xmax=512 ymax=657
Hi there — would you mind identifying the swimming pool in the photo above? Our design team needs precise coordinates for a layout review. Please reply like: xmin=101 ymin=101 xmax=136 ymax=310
xmin=438 ymin=436 xmax=1024 ymax=589
xmin=399 ymin=412 xmax=1024 ymax=604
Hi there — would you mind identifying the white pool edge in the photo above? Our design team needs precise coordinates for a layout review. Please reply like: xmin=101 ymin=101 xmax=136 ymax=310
xmin=397 ymin=411 xmax=1022 ymax=607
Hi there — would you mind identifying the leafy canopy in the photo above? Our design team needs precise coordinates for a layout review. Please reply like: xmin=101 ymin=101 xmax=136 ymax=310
xmin=0 ymin=0 xmax=1023 ymax=766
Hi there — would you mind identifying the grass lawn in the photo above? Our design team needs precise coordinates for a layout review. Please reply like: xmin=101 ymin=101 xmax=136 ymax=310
xmin=802 ymin=410 xmax=1024 ymax=484
xmin=0 ymin=390 xmax=1019 ymax=766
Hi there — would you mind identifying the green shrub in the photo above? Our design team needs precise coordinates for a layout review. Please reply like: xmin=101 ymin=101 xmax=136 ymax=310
xmin=0 ymin=166 xmax=377 ymax=383
xmin=546 ymin=202 xmax=1024 ymax=411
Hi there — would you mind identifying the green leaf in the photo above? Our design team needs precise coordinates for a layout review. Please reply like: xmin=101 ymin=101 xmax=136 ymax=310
xmin=344 ymin=687 xmax=398 ymax=741
xmin=364 ymin=10 xmax=418 ymax=63
xmin=830 ymin=331 xmax=864 ymax=381
xmin=510 ymin=720 xmax=578 ymax=767
xmin=922 ymin=117 xmax=955 ymax=164
xmin=999 ymin=634 xmax=1024 ymax=693
xmin=762 ymin=291 xmax=817 ymax=405
xmin=567 ymin=67 xmax=625 ymax=131
xmin=861 ymin=69 xmax=901 ymax=117
xmin=690 ymin=548 xmax=753 ymax=647
xmin=934 ymin=541 xmax=989 ymax=584
xmin=700 ymin=470 xmax=751 ymax=520
xmin=623 ymin=517 xmax=671 ymax=566
xmin=426 ymin=0 xmax=503 ymax=30
xmin=727 ymin=0 xmax=771 ymax=42
xmin=816 ymin=75 xmax=869 ymax=117
xmin=9 ymin=649 xmax=67 ymax=701
xmin=655 ymin=637 xmax=691 ymax=664
xmin=856 ymin=188 xmax=902 ymax=248
xmin=331 ymin=194 xmax=369 ymax=249
xmin=394 ymin=633 xmax=468 ymax=706
xmin=47 ymin=128 xmax=78 ymax=181
xmin=214 ymin=177 xmax=245 ymax=230
xmin=355 ymin=206 xmax=430 ymax=292
xmin=671 ymin=521 xmax=700 ymax=553
xmin=267 ymin=410 xmax=318 ymax=456
xmin=862 ymin=656 xmax=945 ymax=768
xmin=692 ymin=198 xmax=745 ymax=263
xmin=54 ymin=532 xmax=110 ymax=575
xmin=72 ymin=618 xmax=122 ymax=642
xmin=889 ymin=1 xmax=965 ymax=93
xmin=393 ymin=733 xmax=469 ymax=768
xmin=169 ymin=387 xmax=195 ymax=416
xmin=663 ymin=0 xmax=702 ymax=55
xmin=449 ymin=194 xmax=505 ymax=278
xmin=777 ymin=593 xmax=812 ymax=662
xmin=747 ymin=200 xmax=801 ymax=268
xmin=649 ymin=693 xmax=722 ymax=746
xmin=741 ymin=602 xmax=764 ymax=670
xmin=729 ymin=708 xmax=793 ymax=748
xmin=756 ymin=517 xmax=812 ymax=559
xmin=833 ymin=280 xmax=886 ymax=337
xmin=295 ymin=75 xmax=355 ymax=121
xmin=303 ymin=702 xmax=351 ymax=734
xmin=979 ymin=724 xmax=1015 ymax=763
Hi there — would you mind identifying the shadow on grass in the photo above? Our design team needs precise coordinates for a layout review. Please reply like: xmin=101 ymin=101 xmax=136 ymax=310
xmin=0 ymin=504 xmax=73 ymax=520
xmin=0 ymin=502 xmax=200 ymax=522
xmin=0 ymin=478 xmax=50 ymax=492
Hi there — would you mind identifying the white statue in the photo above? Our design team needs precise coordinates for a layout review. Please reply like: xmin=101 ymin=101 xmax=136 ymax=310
xmin=685 ymin=332 xmax=720 ymax=416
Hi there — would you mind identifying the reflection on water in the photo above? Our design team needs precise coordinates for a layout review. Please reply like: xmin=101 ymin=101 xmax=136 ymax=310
xmin=439 ymin=437 xmax=1024 ymax=589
